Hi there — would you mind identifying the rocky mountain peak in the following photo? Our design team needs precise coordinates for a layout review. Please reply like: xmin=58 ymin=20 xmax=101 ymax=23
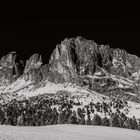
xmin=0 ymin=51 xmax=24 ymax=86
xmin=0 ymin=51 xmax=17 ymax=68
xmin=45 ymin=36 xmax=140 ymax=102
xmin=24 ymin=53 xmax=42 ymax=73
xmin=48 ymin=37 xmax=114 ymax=82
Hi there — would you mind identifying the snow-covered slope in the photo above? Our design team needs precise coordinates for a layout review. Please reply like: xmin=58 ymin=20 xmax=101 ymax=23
xmin=0 ymin=77 xmax=94 ymax=97
xmin=0 ymin=125 xmax=140 ymax=140
xmin=1 ymin=75 xmax=140 ymax=119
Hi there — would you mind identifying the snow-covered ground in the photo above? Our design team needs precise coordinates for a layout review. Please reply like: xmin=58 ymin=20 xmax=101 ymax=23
xmin=127 ymin=101 xmax=140 ymax=118
xmin=0 ymin=125 xmax=140 ymax=140
xmin=0 ymin=77 xmax=102 ymax=98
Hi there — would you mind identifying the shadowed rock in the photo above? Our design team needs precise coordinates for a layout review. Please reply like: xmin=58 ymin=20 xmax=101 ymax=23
xmin=24 ymin=53 xmax=42 ymax=73
xmin=0 ymin=52 xmax=24 ymax=85
xmin=49 ymin=36 xmax=140 ymax=82
xmin=24 ymin=53 xmax=43 ymax=82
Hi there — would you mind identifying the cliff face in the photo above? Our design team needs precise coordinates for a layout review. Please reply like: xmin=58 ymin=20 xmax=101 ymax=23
xmin=47 ymin=37 xmax=140 ymax=102
xmin=49 ymin=37 xmax=140 ymax=83
xmin=0 ymin=52 xmax=24 ymax=86
xmin=0 ymin=36 xmax=140 ymax=102
xmin=24 ymin=53 xmax=42 ymax=73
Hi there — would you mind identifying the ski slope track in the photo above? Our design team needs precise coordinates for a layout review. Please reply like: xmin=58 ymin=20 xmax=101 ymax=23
xmin=0 ymin=125 xmax=140 ymax=140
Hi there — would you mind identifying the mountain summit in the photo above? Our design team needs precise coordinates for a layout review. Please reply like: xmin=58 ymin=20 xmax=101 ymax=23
xmin=0 ymin=36 xmax=140 ymax=119
xmin=49 ymin=36 xmax=140 ymax=81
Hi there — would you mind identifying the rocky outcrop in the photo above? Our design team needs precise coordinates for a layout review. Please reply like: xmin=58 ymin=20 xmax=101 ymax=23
xmin=24 ymin=53 xmax=43 ymax=82
xmin=46 ymin=36 xmax=140 ymax=101
xmin=0 ymin=52 xmax=24 ymax=86
xmin=48 ymin=36 xmax=140 ymax=83
xmin=24 ymin=53 xmax=42 ymax=73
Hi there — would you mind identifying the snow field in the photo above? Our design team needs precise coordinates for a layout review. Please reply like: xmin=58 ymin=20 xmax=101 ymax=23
xmin=0 ymin=125 xmax=140 ymax=140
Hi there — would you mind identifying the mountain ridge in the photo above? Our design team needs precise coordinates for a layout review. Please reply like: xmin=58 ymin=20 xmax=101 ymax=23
xmin=0 ymin=36 xmax=140 ymax=104
xmin=1 ymin=36 xmax=140 ymax=128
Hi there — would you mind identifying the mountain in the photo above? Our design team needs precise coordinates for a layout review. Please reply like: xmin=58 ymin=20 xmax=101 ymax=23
xmin=49 ymin=37 xmax=140 ymax=101
xmin=0 ymin=36 xmax=140 ymax=119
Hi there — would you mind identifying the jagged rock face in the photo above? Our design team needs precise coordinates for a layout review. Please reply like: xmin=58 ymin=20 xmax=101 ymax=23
xmin=49 ymin=37 xmax=100 ymax=82
xmin=49 ymin=37 xmax=110 ymax=80
xmin=0 ymin=52 xmax=24 ymax=86
xmin=24 ymin=53 xmax=42 ymax=73
xmin=24 ymin=53 xmax=43 ymax=82
xmin=0 ymin=51 xmax=17 ymax=68
xmin=47 ymin=37 xmax=140 ymax=101
xmin=49 ymin=37 xmax=140 ymax=83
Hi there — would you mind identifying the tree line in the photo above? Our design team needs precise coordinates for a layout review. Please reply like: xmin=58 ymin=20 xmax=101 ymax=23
xmin=0 ymin=93 xmax=140 ymax=131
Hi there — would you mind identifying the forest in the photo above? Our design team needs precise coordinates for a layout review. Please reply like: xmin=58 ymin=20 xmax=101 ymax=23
xmin=0 ymin=93 xmax=140 ymax=131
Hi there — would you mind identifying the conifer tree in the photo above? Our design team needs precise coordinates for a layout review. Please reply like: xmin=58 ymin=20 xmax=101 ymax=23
xmin=118 ymin=116 xmax=124 ymax=128
xmin=110 ymin=113 xmax=120 ymax=127
xmin=92 ymin=114 xmax=102 ymax=126
xmin=102 ymin=116 xmax=110 ymax=126
xmin=137 ymin=119 xmax=140 ymax=130
xmin=67 ymin=110 xmax=78 ymax=124
xmin=85 ymin=114 xmax=91 ymax=125
xmin=131 ymin=116 xmax=138 ymax=130
xmin=77 ymin=108 xmax=85 ymax=125
xmin=124 ymin=118 xmax=131 ymax=129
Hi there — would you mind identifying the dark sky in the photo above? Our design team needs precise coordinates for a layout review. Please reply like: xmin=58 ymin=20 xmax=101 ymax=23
xmin=0 ymin=15 xmax=140 ymax=64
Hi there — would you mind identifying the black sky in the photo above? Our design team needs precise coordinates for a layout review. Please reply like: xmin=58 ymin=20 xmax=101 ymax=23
xmin=0 ymin=15 xmax=140 ymax=64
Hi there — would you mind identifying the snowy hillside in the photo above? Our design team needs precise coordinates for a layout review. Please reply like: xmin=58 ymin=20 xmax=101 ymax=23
xmin=1 ymin=76 xmax=140 ymax=119
xmin=0 ymin=125 xmax=140 ymax=140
